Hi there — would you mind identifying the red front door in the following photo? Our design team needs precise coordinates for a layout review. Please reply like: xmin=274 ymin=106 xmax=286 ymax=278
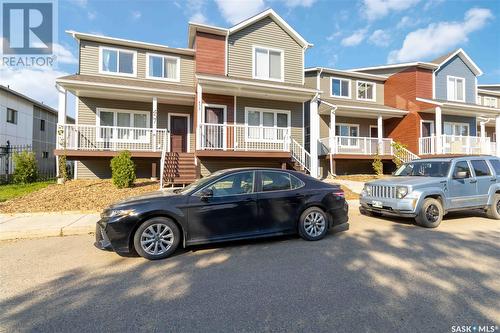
xmin=170 ymin=116 xmax=188 ymax=153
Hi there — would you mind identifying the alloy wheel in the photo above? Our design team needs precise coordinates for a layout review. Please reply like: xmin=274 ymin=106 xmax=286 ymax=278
xmin=425 ymin=204 xmax=440 ymax=223
xmin=304 ymin=211 xmax=326 ymax=237
xmin=496 ymin=199 xmax=500 ymax=215
xmin=140 ymin=223 xmax=174 ymax=256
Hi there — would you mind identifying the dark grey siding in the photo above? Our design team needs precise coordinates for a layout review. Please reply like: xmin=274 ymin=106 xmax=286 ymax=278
xmin=435 ymin=55 xmax=476 ymax=103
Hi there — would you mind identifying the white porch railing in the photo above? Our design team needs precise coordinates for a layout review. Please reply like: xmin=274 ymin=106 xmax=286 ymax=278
xmin=319 ymin=136 xmax=394 ymax=155
xmin=57 ymin=124 xmax=169 ymax=152
xmin=290 ymin=138 xmax=311 ymax=172
xmin=198 ymin=123 xmax=290 ymax=151
xmin=419 ymin=135 xmax=495 ymax=155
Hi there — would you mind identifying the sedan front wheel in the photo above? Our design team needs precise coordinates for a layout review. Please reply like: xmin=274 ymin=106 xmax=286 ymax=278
xmin=133 ymin=217 xmax=180 ymax=260
xmin=299 ymin=207 xmax=328 ymax=241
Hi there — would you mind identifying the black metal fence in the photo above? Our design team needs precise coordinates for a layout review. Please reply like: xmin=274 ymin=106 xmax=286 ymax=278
xmin=0 ymin=142 xmax=33 ymax=182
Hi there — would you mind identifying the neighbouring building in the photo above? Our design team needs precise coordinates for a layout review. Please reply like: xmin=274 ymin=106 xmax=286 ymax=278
xmin=0 ymin=85 xmax=74 ymax=177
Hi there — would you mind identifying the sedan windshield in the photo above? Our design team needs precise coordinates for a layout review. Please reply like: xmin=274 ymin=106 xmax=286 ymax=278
xmin=175 ymin=170 xmax=226 ymax=194
xmin=394 ymin=161 xmax=450 ymax=177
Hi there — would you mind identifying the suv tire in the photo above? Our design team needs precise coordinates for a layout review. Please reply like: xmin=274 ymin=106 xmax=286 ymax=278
xmin=415 ymin=198 xmax=443 ymax=228
xmin=486 ymin=194 xmax=500 ymax=220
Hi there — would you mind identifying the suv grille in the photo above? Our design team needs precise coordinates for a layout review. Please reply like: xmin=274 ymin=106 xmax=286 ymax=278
xmin=371 ymin=185 xmax=396 ymax=199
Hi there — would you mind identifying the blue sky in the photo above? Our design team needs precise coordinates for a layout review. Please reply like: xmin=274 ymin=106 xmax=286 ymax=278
xmin=1 ymin=0 xmax=499 ymax=115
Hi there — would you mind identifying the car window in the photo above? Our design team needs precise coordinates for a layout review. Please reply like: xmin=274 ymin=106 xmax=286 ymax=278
xmin=290 ymin=174 xmax=304 ymax=189
xmin=261 ymin=171 xmax=292 ymax=192
xmin=395 ymin=161 xmax=450 ymax=177
xmin=453 ymin=161 xmax=471 ymax=178
xmin=471 ymin=160 xmax=491 ymax=177
xmin=207 ymin=172 xmax=254 ymax=197
xmin=489 ymin=159 xmax=500 ymax=175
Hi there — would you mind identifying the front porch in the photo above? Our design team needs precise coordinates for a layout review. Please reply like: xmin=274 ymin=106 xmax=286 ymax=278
xmin=418 ymin=135 xmax=496 ymax=156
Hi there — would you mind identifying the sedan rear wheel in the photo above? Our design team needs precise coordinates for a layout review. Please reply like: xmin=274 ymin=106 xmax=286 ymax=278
xmin=134 ymin=217 xmax=180 ymax=260
xmin=299 ymin=207 xmax=328 ymax=241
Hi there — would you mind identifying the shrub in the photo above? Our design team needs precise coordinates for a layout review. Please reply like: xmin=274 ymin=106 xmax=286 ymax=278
xmin=110 ymin=151 xmax=136 ymax=188
xmin=391 ymin=141 xmax=408 ymax=169
xmin=372 ymin=154 xmax=383 ymax=177
xmin=58 ymin=154 xmax=68 ymax=181
xmin=13 ymin=151 xmax=38 ymax=184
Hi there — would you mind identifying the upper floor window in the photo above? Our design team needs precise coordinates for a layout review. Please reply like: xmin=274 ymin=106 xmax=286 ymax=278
xmin=483 ymin=96 xmax=498 ymax=108
xmin=100 ymin=47 xmax=136 ymax=77
xmin=331 ymin=77 xmax=351 ymax=98
xmin=356 ymin=81 xmax=376 ymax=101
xmin=147 ymin=53 xmax=180 ymax=81
xmin=7 ymin=108 xmax=17 ymax=124
xmin=40 ymin=119 xmax=45 ymax=131
xmin=253 ymin=46 xmax=283 ymax=81
xmin=447 ymin=76 xmax=465 ymax=102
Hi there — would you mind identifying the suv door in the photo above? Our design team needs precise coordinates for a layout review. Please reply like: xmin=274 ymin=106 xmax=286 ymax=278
xmin=470 ymin=159 xmax=495 ymax=206
xmin=256 ymin=171 xmax=305 ymax=233
xmin=187 ymin=171 xmax=258 ymax=242
xmin=449 ymin=160 xmax=477 ymax=208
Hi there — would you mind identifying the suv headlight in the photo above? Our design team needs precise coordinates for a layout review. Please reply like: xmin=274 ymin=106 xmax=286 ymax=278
xmin=396 ymin=186 xmax=408 ymax=199
xmin=364 ymin=184 xmax=372 ymax=196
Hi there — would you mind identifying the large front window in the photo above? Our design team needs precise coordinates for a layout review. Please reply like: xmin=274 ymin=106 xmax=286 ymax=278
xmin=331 ymin=78 xmax=351 ymax=98
xmin=444 ymin=122 xmax=469 ymax=136
xmin=335 ymin=124 xmax=359 ymax=147
xmin=447 ymin=76 xmax=465 ymax=102
xmin=100 ymin=47 xmax=136 ymax=76
xmin=97 ymin=109 xmax=150 ymax=142
xmin=253 ymin=46 xmax=283 ymax=81
xmin=357 ymin=81 xmax=375 ymax=101
xmin=147 ymin=54 xmax=179 ymax=81
xmin=246 ymin=108 xmax=289 ymax=141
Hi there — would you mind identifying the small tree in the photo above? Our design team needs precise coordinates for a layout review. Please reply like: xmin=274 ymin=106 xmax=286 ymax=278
xmin=58 ymin=154 xmax=68 ymax=181
xmin=13 ymin=151 xmax=38 ymax=184
xmin=391 ymin=141 xmax=408 ymax=169
xmin=111 ymin=151 xmax=136 ymax=188
xmin=372 ymin=154 xmax=383 ymax=177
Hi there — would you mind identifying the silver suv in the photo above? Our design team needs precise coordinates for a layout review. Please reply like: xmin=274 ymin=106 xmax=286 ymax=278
xmin=359 ymin=156 xmax=500 ymax=227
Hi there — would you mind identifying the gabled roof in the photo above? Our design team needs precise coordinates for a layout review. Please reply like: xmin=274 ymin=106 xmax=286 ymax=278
xmin=478 ymin=84 xmax=500 ymax=88
xmin=305 ymin=67 xmax=387 ymax=81
xmin=67 ymin=30 xmax=195 ymax=56
xmin=0 ymin=84 xmax=64 ymax=117
xmin=349 ymin=61 xmax=438 ymax=73
xmin=228 ymin=8 xmax=312 ymax=48
xmin=431 ymin=48 xmax=483 ymax=76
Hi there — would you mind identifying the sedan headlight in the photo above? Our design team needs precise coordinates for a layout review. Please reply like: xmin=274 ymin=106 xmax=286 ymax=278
xmin=396 ymin=186 xmax=408 ymax=199
xmin=102 ymin=209 xmax=135 ymax=219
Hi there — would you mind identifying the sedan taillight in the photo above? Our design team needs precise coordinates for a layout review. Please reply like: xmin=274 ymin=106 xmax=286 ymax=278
xmin=332 ymin=189 xmax=345 ymax=197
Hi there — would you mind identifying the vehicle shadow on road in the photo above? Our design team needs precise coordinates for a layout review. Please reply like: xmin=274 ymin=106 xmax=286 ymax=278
xmin=1 ymin=222 xmax=499 ymax=332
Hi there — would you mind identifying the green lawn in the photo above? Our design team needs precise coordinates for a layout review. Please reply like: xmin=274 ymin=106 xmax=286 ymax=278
xmin=0 ymin=181 xmax=54 ymax=203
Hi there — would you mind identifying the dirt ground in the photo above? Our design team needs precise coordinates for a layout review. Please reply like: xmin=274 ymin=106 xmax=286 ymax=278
xmin=335 ymin=174 xmax=388 ymax=182
xmin=0 ymin=179 xmax=160 ymax=213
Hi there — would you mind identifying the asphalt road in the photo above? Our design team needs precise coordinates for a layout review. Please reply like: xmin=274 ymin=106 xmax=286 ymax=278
xmin=1 ymin=205 xmax=499 ymax=332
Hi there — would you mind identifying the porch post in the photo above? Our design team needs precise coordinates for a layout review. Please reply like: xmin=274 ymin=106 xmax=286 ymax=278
xmin=329 ymin=110 xmax=335 ymax=154
xmin=480 ymin=121 xmax=486 ymax=139
xmin=377 ymin=114 xmax=383 ymax=154
xmin=196 ymin=84 xmax=203 ymax=150
xmin=496 ymin=115 xmax=500 ymax=157
xmin=56 ymin=85 xmax=67 ymax=149
xmin=152 ymin=97 xmax=158 ymax=151
xmin=435 ymin=106 xmax=442 ymax=154
xmin=310 ymin=97 xmax=319 ymax=178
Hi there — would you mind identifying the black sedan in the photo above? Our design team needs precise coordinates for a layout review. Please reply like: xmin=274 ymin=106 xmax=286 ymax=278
xmin=95 ymin=168 xmax=349 ymax=260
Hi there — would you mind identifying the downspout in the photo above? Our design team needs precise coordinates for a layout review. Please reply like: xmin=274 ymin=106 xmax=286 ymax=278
xmin=317 ymin=98 xmax=338 ymax=177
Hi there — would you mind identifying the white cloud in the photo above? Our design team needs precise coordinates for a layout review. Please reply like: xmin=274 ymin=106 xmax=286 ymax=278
xmin=423 ymin=0 xmax=445 ymax=11
xmin=369 ymin=29 xmax=391 ymax=47
xmin=279 ymin=0 xmax=316 ymax=7
xmin=0 ymin=67 xmax=70 ymax=109
xmin=361 ymin=0 xmax=421 ymax=21
xmin=190 ymin=12 xmax=208 ymax=24
xmin=388 ymin=7 xmax=493 ymax=63
xmin=131 ymin=10 xmax=142 ymax=20
xmin=186 ymin=0 xmax=210 ymax=24
xmin=215 ymin=0 xmax=265 ymax=25
xmin=53 ymin=43 xmax=78 ymax=64
xmin=341 ymin=29 xmax=368 ymax=47
xmin=71 ymin=0 xmax=87 ymax=8
xmin=87 ymin=10 xmax=96 ymax=20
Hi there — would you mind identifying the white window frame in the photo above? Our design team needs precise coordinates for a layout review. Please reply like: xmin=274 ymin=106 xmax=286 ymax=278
xmin=446 ymin=75 xmax=466 ymax=102
xmin=252 ymin=45 xmax=284 ymax=82
xmin=420 ymin=120 xmax=435 ymax=137
xmin=99 ymin=46 xmax=137 ymax=77
xmin=483 ymin=96 xmax=498 ymax=108
xmin=443 ymin=121 xmax=470 ymax=136
xmin=244 ymin=107 xmax=291 ymax=142
xmin=330 ymin=77 xmax=351 ymax=99
xmin=476 ymin=95 xmax=481 ymax=105
xmin=145 ymin=52 xmax=181 ymax=82
xmin=356 ymin=80 xmax=376 ymax=102
xmin=335 ymin=123 xmax=360 ymax=147
xmin=96 ymin=108 xmax=150 ymax=143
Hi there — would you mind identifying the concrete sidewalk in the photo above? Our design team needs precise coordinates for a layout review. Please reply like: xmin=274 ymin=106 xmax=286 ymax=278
xmin=327 ymin=179 xmax=365 ymax=194
xmin=0 ymin=212 xmax=99 ymax=241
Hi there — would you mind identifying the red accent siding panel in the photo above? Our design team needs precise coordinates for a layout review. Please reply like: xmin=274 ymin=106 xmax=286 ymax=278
xmin=194 ymin=32 xmax=225 ymax=75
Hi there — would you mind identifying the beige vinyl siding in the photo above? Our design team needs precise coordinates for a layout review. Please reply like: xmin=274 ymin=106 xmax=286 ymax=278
xmin=304 ymin=72 xmax=317 ymax=89
xmin=78 ymin=97 xmax=195 ymax=152
xmin=228 ymin=17 xmax=303 ymax=85
xmin=235 ymin=97 xmax=303 ymax=145
xmin=319 ymin=72 xmax=385 ymax=105
xmin=79 ymin=40 xmax=195 ymax=86
xmin=77 ymin=158 xmax=160 ymax=179
xmin=199 ymin=158 xmax=285 ymax=177
xmin=319 ymin=115 xmax=377 ymax=139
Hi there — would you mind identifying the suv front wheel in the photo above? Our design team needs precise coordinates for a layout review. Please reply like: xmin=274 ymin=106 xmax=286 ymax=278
xmin=486 ymin=194 xmax=500 ymax=220
xmin=415 ymin=198 xmax=443 ymax=228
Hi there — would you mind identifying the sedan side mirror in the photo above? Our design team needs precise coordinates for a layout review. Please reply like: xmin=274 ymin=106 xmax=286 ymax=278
xmin=200 ymin=188 xmax=213 ymax=200
xmin=454 ymin=171 xmax=467 ymax=179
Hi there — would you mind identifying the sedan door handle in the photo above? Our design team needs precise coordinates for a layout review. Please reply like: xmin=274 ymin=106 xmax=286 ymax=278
xmin=244 ymin=198 xmax=256 ymax=202
xmin=295 ymin=194 xmax=305 ymax=198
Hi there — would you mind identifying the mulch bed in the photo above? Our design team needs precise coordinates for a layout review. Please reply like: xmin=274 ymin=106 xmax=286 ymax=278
xmin=0 ymin=179 xmax=160 ymax=213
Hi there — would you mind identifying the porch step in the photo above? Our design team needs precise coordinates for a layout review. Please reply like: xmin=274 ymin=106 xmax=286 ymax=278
xmin=161 ymin=152 xmax=197 ymax=187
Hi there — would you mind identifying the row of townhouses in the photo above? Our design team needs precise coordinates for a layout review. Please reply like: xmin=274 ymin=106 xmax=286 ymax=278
xmin=54 ymin=9 xmax=500 ymax=185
